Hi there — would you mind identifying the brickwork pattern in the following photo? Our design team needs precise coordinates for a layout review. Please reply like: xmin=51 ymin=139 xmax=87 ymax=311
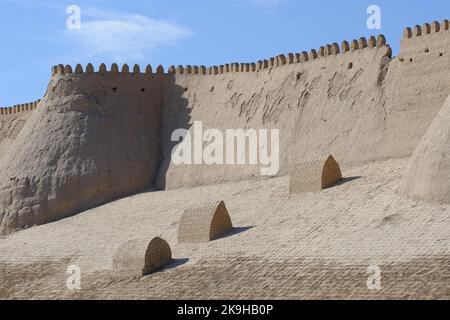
xmin=1 ymin=158 xmax=450 ymax=299
xmin=178 ymin=201 xmax=233 ymax=243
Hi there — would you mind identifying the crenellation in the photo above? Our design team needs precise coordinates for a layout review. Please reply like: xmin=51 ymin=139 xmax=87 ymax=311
xmin=212 ymin=66 xmax=219 ymax=75
xmin=121 ymin=64 xmax=129 ymax=74
xmin=277 ymin=54 xmax=287 ymax=66
xmin=368 ymin=36 xmax=376 ymax=48
xmin=350 ymin=39 xmax=359 ymax=52
xmin=413 ymin=25 xmax=422 ymax=36
xmin=422 ymin=23 xmax=431 ymax=35
xmin=256 ymin=60 xmax=263 ymax=71
xmin=431 ymin=21 xmax=440 ymax=33
xmin=299 ymin=52 xmax=308 ymax=62
xmin=193 ymin=66 xmax=200 ymax=74
xmin=64 ymin=65 xmax=73 ymax=74
xmin=359 ymin=37 xmax=368 ymax=49
xmin=55 ymin=64 xmax=65 ymax=75
xmin=176 ymin=65 xmax=184 ymax=75
xmin=0 ymin=99 xmax=41 ymax=117
xmin=402 ymin=18 xmax=450 ymax=42
xmin=86 ymin=63 xmax=95 ymax=74
xmin=443 ymin=19 xmax=449 ymax=30
xmin=75 ymin=64 xmax=84 ymax=74
xmin=287 ymin=53 xmax=295 ymax=64
xmin=400 ymin=18 xmax=450 ymax=57
xmin=99 ymin=63 xmax=107 ymax=74
xmin=325 ymin=45 xmax=333 ymax=56
xmin=377 ymin=34 xmax=386 ymax=48
xmin=318 ymin=46 xmax=325 ymax=57
xmin=403 ymin=27 xmax=413 ymax=39
xmin=331 ymin=43 xmax=340 ymax=55
xmin=46 ymin=32 xmax=390 ymax=81
xmin=341 ymin=40 xmax=350 ymax=53
xmin=111 ymin=63 xmax=119 ymax=74
xmin=406 ymin=19 xmax=450 ymax=40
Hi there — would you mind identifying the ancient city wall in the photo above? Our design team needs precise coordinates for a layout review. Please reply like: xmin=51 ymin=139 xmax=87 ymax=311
xmin=158 ymin=35 xmax=392 ymax=189
xmin=158 ymin=21 xmax=450 ymax=189
xmin=2 ymin=20 xmax=450 ymax=233
xmin=0 ymin=100 xmax=40 ymax=159
xmin=0 ymin=64 xmax=163 ymax=234
xmin=0 ymin=100 xmax=40 ymax=116
xmin=382 ymin=19 xmax=450 ymax=159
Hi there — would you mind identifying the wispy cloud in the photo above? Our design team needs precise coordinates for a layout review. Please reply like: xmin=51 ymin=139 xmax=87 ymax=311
xmin=63 ymin=7 xmax=192 ymax=61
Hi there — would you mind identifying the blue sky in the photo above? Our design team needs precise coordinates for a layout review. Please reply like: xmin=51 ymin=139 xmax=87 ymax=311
xmin=0 ymin=0 xmax=449 ymax=106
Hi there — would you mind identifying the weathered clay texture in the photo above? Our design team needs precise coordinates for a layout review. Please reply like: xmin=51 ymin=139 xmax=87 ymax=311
xmin=399 ymin=94 xmax=450 ymax=204
xmin=0 ymin=71 xmax=162 ymax=234
xmin=0 ymin=20 xmax=450 ymax=234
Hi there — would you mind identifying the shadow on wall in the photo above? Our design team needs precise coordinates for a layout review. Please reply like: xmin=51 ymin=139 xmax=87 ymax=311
xmin=155 ymin=74 xmax=192 ymax=190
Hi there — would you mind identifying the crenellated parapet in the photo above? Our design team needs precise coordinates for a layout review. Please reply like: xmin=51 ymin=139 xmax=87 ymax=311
xmin=48 ymin=34 xmax=389 ymax=80
xmin=403 ymin=19 xmax=449 ymax=40
xmin=0 ymin=100 xmax=41 ymax=116
xmin=165 ymin=34 xmax=389 ymax=77
xmin=253 ymin=34 xmax=388 ymax=71
xmin=51 ymin=63 xmax=166 ymax=76
xmin=400 ymin=19 xmax=450 ymax=58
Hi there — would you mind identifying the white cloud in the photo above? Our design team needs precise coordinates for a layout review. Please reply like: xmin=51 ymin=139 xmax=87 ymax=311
xmin=63 ymin=8 xmax=192 ymax=61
